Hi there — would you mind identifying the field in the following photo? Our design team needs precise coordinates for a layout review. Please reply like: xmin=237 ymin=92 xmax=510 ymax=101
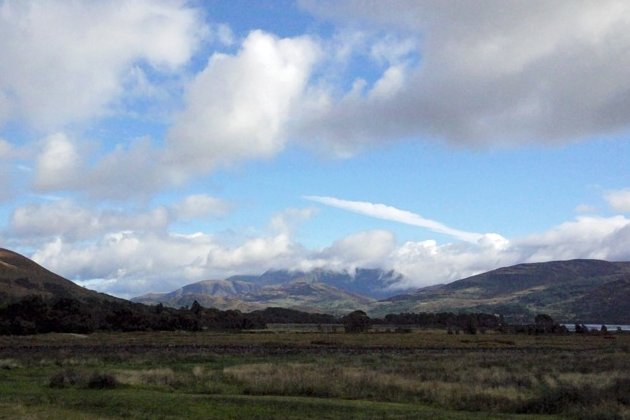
xmin=0 ymin=330 xmax=628 ymax=419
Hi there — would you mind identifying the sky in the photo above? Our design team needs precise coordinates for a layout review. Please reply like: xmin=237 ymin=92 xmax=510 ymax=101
xmin=1 ymin=0 xmax=630 ymax=298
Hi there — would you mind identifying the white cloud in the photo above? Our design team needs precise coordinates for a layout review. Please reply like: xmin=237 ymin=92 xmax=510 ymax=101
xmin=173 ymin=194 xmax=232 ymax=220
xmin=270 ymin=207 xmax=318 ymax=235
xmin=24 ymin=31 xmax=321 ymax=201
xmin=605 ymin=189 xmax=630 ymax=213
xmin=0 ymin=0 xmax=206 ymax=130
xmin=31 ymin=133 xmax=172 ymax=199
xmin=391 ymin=239 xmax=518 ymax=289
xmin=9 ymin=200 xmax=170 ymax=243
xmin=298 ymin=1 xmax=630 ymax=151
xmin=317 ymin=230 xmax=397 ymax=271
xmin=34 ymin=30 xmax=323 ymax=200
xmin=305 ymin=195 xmax=486 ymax=243
xmin=391 ymin=215 xmax=630 ymax=288
xmin=32 ymin=232 xmax=214 ymax=297
xmin=167 ymin=30 xmax=320 ymax=174
xmin=34 ymin=133 xmax=83 ymax=191
xmin=517 ymin=215 xmax=630 ymax=262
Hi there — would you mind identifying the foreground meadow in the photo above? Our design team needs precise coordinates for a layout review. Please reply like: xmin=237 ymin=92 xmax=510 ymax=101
xmin=0 ymin=330 xmax=628 ymax=419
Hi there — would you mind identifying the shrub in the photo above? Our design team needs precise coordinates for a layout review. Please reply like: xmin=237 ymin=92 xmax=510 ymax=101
xmin=87 ymin=372 xmax=118 ymax=389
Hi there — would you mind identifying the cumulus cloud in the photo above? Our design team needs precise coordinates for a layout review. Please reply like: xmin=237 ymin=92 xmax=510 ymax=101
xmin=391 ymin=215 xmax=630 ymax=288
xmin=0 ymin=0 xmax=206 ymax=130
xmin=33 ymin=133 xmax=83 ymax=191
xmin=167 ymin=30 xmax=320 ymax=175
xmin=18 ymin=206 xmax=630 ymax=297
xmin=32 ymin=232 xmax=214 ymax=297
xmin=31 ymin=133 xmax=169 ymax=199
xmin=9 ymin=200 xmax=170 ymax=243
xmin=316 ymin=230 xmax=397 ymax=271
xmin=605 ymin=189 xmax=630 ymax=213
xmin=305 ymin=195 xmax=486 ymax=243
xmin=27 ymin=30 xmax=322 ymax=199
xmin=298 ymin=0 xmax=630 ymax=152
xmin=8 ymin=194 xmax=234 ymax=245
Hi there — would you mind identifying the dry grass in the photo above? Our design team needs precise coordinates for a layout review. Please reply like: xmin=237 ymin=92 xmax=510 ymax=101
xmin=114 ymin=368 xmax=177 ymax=387
xmin=222 ymin=349 xmax=630 ymax=416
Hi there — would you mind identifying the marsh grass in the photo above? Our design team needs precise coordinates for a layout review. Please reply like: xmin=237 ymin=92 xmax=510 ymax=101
xmin=222 ymin=349 xmax=630 ymax=416
xmin=2 ymin=331 xmax=629 ymax=418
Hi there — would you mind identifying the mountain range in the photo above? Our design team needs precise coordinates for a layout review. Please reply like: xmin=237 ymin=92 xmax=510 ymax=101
xmin=132 ymin=269 xmax=398 ymax=314
xmin=133 ymin=260 xmax=630 ymax=322
xmin=2 ymin=247 xmax=629 ymax=323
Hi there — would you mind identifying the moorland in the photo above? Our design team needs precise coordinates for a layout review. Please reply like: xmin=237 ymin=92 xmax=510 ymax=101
xmin=0 ymin=330 xmax=629 ymax=419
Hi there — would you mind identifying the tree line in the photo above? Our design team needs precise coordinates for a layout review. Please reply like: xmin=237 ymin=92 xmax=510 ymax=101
xmin=0 ymin=295 xmax=568 ymax=335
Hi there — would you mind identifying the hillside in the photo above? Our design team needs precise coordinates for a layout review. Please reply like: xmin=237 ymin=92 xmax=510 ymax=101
xmin=373 ymin=259 xmax=630 ymax=322
xmin=0 ymin=248 xmax=119 ymax=305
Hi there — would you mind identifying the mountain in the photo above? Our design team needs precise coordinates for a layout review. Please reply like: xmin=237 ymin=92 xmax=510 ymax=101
xmin=133 ymin=279 xmax=264 ymax=312
xmin=373 ymin=259 xmax=630 ymax=323
xmin=133 ymin=277 xmax=372 ymax=315
xmin=228 ymin=268 xmax=407 ymax=299
xmin=0 ymin=248 xmax=120 ymax=305
xmin=133 ymin=268 xmax=407 ymax=314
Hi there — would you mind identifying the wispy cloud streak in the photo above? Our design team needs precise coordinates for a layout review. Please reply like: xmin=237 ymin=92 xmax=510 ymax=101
xmin=304 ymin=195 xmax=483 ymax=243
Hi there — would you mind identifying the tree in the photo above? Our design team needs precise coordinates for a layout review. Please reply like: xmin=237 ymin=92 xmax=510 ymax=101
xmin=535 ymin=314 xmax=554 ymax=328
xmin=342 ymin=310 xmax=371 ymax=333
xmin=190 ymin=300 xmax=202 ymax=316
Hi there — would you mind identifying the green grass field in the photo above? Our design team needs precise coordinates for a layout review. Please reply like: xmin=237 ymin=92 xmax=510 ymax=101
xmin=0 ymin=330 xmax=628 ymax=419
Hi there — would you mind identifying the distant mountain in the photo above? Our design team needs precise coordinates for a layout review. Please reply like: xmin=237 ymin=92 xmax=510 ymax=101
xmin=133 ymin=277 xmax=373 ymax=315
xmin=228 ymin=268 xmax=406 ymax=299
xmin=373 ymin=259 xmax=630 ymax=323
xmin=133 ymin=268 xmax=407 ymax=315
xmin=133 ymin=279 xmax=264 ymax=312
xmin=0 ymin=248 xmax=120 ymax=305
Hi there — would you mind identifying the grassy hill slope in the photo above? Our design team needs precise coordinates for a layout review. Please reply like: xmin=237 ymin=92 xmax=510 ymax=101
xmin=0 ymin=248 xmax=119 ymax=305
xmin=373 ymin=259 xmax=630 ymax=322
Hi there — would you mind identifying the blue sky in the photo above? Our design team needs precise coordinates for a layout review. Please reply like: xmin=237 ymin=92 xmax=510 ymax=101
xmin=1 ymin=0 xmax=630 ymax=298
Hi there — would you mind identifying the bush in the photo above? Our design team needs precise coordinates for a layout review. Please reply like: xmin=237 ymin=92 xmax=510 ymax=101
xmin=87 ymin=372 xmax=118 ymax=389
xmin=342 ymin=310 xmax=370 ymax=333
